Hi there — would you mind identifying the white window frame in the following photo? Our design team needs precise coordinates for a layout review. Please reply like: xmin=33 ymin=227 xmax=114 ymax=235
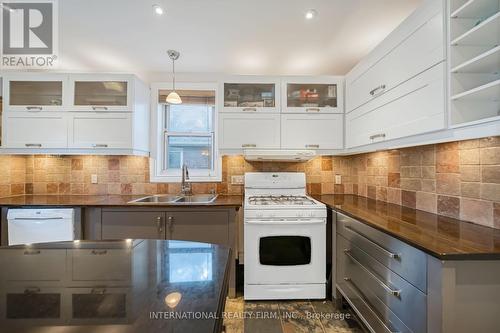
xmin=150 ymin=82 xmax=221 ymax=182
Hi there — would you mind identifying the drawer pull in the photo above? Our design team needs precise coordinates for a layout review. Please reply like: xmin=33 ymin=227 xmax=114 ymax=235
xmin=25 ymin=143 xmax=42 ymax=148
xmin=91 ymin=250 xmax=108 ymax=255
xmin=369 ymin=133 xmax=386 ymax=140
xmin=242 ymin=144 xmax=257 ymax=148
xmin=91 ymin=288 xmax=107 ymax=294
xmin=306 ymin=108 xmax=320 ymax=112
xmin=305 ymin=144 xmax=320 ymax=149
xmin=242 ymin=107 xmax=257 ymax=112
xmin=369 ymin=84 xmax=386 ymax=96
xmin=24 ymin=287 xmax=41 ymax=294
xmin=23 ymin=250 xmax=41 ymax=255
xmin=92 ymin=144 xmax=108 ymax=148
xmin=345 ymin=225 xmax=400 ymax=259
xmin=26 ymin=106 xmax=43 ymax=111
xmin=92 ymin=106 xmax=109 ymax=111
xmin=344 ymin=249 xmax=401 ymax=297
xmin=156 ymin=216 xmax=163 ymax=235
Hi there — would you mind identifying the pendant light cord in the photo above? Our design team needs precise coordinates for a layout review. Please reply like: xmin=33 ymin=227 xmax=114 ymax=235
xmin=172 ymin=58 xmax=176 ymax=91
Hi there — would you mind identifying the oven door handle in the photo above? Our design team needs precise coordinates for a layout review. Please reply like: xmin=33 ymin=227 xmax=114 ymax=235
xmin=245 ymin=219 xmax=326 ymax=225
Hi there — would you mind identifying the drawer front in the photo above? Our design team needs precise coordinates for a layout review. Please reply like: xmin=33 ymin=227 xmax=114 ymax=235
xmin=0 ymin=249 xmax=66 ymax=283
xmin=338 ymin=235 xmax=427 ymax=333
xmin=337 ymin=212 xmax=427 ymax=292
xmin=70 ymin=249 xmax=131 ymax=285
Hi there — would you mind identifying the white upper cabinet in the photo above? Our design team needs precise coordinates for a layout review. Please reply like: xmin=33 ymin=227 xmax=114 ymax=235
xmin=69 ymin=113 xmax=132 ymax=149
xmin=4 ymin=74 xmax=68 ymax=111
xmin=221 ymin=76 xmax=280 ymax=113
xmin=281 ymin=114 xmax=343 ymax=150
xmin=69 ymin=74 xmax=132 ymax=112
xmin=282 ymin=76 xmax=344 ymax=113
xmin=345 ymin=0 xmax=445 ymax=113
xmin=219 ymin=113 xmax=281 ymax=149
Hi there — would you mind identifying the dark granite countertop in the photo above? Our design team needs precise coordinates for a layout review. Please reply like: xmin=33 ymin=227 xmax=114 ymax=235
xmin=314 ymin=194 xmax=500 ymax=260
xmin=0 ymin=239 xmax=231 ymax=333
xmin=0 ymin=194 xmax=242 ymax=208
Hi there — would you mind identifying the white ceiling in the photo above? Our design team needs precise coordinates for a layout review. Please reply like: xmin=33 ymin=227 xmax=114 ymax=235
xmin=58 ymin=0 xmax=422 ymax=80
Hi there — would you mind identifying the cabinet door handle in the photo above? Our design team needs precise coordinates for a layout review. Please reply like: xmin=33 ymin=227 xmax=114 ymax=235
xmin=23 ymin=250 xmax=41 ymax=255
xmin=305 ymin=144 xmax=320 ymax=149
xmin=24 ymin=287 xmax=41 ymax=294
xmin=242 ymin=144 xmax=257 ymax=148
xmin=157 ymin=216 xmax=163 ymax=235
xmin=369 ymin=133 xmax=386 ymax=140
xmin=92 ymin=144 xmax=108 ymax=148
xmin=92 ymin=106 xmax=109 ymax=111
xmin=25 ymin=143 xmax=42 ymax=148
xmin=306 ymin=108 xmax=320 ymax=112
xmin=344 ymin=225 xmax=399 ymax=259
xmin=26 ymin=106 xmax=43 ymax=111
xmin=91 ymin=250 xmax=108 ymax=255
xmin=242 ymin=107 xmax=257 ymax=112
xmin=369 ymin=84 xmax=386 ymax=96
xmin=344 ymin=250 xmax=401 ymax=297
xmin=91 ymin=288 xmax=107 ymax=294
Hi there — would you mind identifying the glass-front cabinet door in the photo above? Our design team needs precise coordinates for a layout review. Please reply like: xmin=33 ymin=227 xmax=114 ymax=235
xmin=222 ymin=77 xmax=280 ymax=113
xmin=69 ymin=74 xmax=132 ymax=111
xmin=5 ymin=74 xmax=67 ymax=111
xmin=282 ymin=76 xmax=344 ymax=113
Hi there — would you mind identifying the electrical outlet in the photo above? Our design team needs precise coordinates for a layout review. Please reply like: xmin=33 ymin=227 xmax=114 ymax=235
xmin=91 ymin=174 xmax=98 ymax=184
xmin=231 ymin=175 xmax=244 ymax=185
xmin=335 ymin=174 xmax=342 ymax=185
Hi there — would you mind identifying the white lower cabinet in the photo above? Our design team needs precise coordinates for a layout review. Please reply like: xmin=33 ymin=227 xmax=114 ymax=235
xmin=346 ymin=63 xmax=446 ymax=148
xmin=69 ymin=113 xmax=132 ymax=149
xmin=2 ymin=112 xmax=68 ymax=149
xmin=281 ymin=114 xmax=343 ymax=150
xmin=219 ymin=113 xmax=281 ymax=149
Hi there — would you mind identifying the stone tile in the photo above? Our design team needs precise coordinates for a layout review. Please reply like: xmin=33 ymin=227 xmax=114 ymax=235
xmin=436 ymin=150 xmax=459 ymax=173
xmin=437 ymin=141 xmax=459 ymax=151
xmin=460 ymin=198 xmax=493 ymax=227
xmin=416 ymin=191 xmax=437 ymax=213
xmin=421 ymin=166 xmax=436 ymax=179
xmin=460 ymin=165 xmax=480 ymax=182
xmin=10 ymin=183 xmax=25 ymax=195
xmin=437 ymin=195 xmax=460 ymax=219
xmin=480 ymin=183 xmax=500 ymax=202
xmin=108 ymin=158 xmax=120 ymax=170
xmin=480 ymin=136 xmax=500 ymax=147
xmin=321 ymin=158 xmax=333 ymax=171
xmin=388 ymin=155 xmax=400 ymax=172
xmin=244 ymin=301 xmax=282 ymax=333
xmin=367 ymin=185 xmax=376 ymax=199
xmin=310 ymin=300 xmax=363 ymax=333
xmin=402 ymin=190 xmax=416 ymax=208
xmin=461 ymin=182 xmax=480 ymax=199
xmin=46 ymin=182 xmax=58 ymax=194
xmin=494 ymin=203 xmax=500 ymax=229
xmin=377 ymin=187 xmax=388 ymax=202
xmin=421 ymin=179 xmax=436 ymax=192
xmin=481 ymin=165 xmax=500 ymax=184
xmin=120 ymin=183 xmax=132 ymax=194
xmin=401 ymin=166 xmax=421 ymax=178
xmin=459 ymin=149 xmax=479 ymax=165
xmin=421 ymin=148 xmax=436 ymax=166
xmin=400 ymin=149 xmax=421 ymax=166
xmin=459 ymin=139 xmax=480 ymax=149
xmin=436 ymin=173 xmax=460 ymax=195
xmin=400 ymin=178 xmax=421 ymax=191
xmin=388 ymin=172 xmax=400 ymax=188
xmin=387 ymin=188 xmax=401 ymax=204
xmin=71 ymin=158 xmax=83 ymax=171
xmin=322 ymin=182 xmax=335 ymax=195
xmin=480 ymin=147 xmax=500 ymax=164
xmin=278 ymin=301 xmax=323 ymax=333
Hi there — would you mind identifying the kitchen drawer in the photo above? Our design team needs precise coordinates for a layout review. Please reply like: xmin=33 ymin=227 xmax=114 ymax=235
xmin=346 ymin=62 xmax=445 ymax=148
xmin=337 ymin=212 xmax=427 ymax=292
xmin=0 ymin=249 xmax=66 ymax=283
xmin=345 ymin=0 xmax=444 ymax=112
xmin=70 ymin=249 xmax=131 ymax=285
xmin=338 ymin=235 xmax=427 ymax=333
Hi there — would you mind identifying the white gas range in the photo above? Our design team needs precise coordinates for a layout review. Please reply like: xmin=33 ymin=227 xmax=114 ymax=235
xmin=244 ymin=172 xmax=326 ymax=300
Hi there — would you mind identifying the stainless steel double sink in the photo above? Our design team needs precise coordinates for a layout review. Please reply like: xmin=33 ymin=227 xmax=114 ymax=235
xmin=128 ymin=194 xmax=218 ymax=204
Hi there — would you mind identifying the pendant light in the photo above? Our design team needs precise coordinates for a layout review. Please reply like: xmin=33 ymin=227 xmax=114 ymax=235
xmin=166 ymin=50 xmax=182 ymax=104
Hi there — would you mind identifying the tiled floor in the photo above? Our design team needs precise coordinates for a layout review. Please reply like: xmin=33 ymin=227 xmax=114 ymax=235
xmin=224 ymin=297 xmax=364 ymax=333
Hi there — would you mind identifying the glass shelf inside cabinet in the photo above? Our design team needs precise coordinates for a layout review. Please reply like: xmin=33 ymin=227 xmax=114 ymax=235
xmin=9 ymin=81 xmax=63 ymax=106
xmin=224 ymin=83 xmax=275 ymax=108
xmin=74 ymin=81 xmax=128 ymax=106
xmin=287 ymin=83 xmax=337 ymax=108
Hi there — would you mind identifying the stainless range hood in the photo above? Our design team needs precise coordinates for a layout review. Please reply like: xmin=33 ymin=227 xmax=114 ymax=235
xmin=243 ymin=150 xmax=316 ymax=162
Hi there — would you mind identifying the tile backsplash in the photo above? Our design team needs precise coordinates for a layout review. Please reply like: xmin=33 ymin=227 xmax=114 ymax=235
xmin=0 ymin=136 xmax=498 ymax=229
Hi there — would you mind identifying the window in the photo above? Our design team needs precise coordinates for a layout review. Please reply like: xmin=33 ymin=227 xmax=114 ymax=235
xmin=150 ymin=83 xmax=221 ymax=182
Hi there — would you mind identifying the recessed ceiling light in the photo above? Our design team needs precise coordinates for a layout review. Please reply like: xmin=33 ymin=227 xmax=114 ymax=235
xmin=153 ymin=4 xmax=164 ymax=16
xmin=305 ymin=9 xmax=317 ymax=20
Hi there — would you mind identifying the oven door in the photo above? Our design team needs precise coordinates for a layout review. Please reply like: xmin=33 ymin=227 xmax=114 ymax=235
xmin=244 ymin=219 xmax=326 ymax=284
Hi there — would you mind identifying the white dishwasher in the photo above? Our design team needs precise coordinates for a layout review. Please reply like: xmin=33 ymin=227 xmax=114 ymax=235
xmin=7 ymin=208 xmax=79 ymax=245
